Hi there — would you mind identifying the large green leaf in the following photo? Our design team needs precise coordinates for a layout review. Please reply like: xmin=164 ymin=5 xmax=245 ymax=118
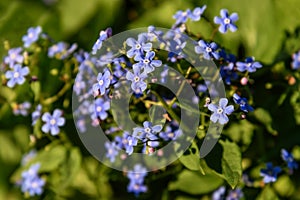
xmin=178 ymin=142 xmax=204 ymax=173
xmin=219 ymin=140 xmax=242 ymax=188
xmin=168 ymin=169 xmax=223 ymax=195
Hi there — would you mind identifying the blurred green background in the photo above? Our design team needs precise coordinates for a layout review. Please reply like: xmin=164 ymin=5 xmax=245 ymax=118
xmin=1 ymin=0 xmax=300 ymax=199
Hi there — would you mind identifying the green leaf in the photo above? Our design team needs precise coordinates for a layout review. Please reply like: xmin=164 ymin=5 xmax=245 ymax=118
xmin=168 ymin=170 xmax=223 ymax=195
xmin=30 ymin=81 xmax=41 ymax=102
xmin=253 ymin=108 xmax=278 ymax=135
xmin=273 ymin=175 xmax=295 ymax=197
xmin=219 ymin=140 xmax=242 ymax=189
xmin=257 ymin=185 xmax=279 ymax=200
xmin=35 ymin=144 xmax=68 ymax=172
xmin=223 ymin=120 xmax=255 ymax=151
xmin=178 ymin=142 xmax=204 ymax=173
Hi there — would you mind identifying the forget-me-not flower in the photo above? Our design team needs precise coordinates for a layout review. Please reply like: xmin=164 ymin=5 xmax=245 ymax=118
xmin=4 ymin=47 xmax=24 ymax=67
xmin=260 ymin=162 xmax=282 ymax=183
xmin=41 ymin=109 xmax=65 ymax=135
xmin=236 ymin=57 xmax=262 ymax=73
xmin=291 ymin=50 xmax=300 ymax=70
xmin=22 ymin=26 xmax=42 ymax=48
xmin=126 ymin=65 xmax=148 ymax=94
xmin=281 ymin=149 xmax=298 ymax=172
xmin=126 ymin=34 xmax=152 ymax=60
xmin=92 ymin=70 xmax=111 ymax=96
xmin=133 ymin=51 xmax=162 ymax=73
xmin=5 ymin=64 xmax=29 ymax=88
xmin=233 ymin=93 xmax=254 ymax=112
xmin=214 ymin=9 xmax=239 ymax=33
xmin=208 ymin=98 xmax=234 ymax=124
xmin=195 ymin=40 xmax=220 ymax=60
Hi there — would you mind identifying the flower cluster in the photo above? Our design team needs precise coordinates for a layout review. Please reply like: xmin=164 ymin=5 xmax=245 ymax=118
xmin=126 ymin=164 xmax=148 ymax=196
xmin=19 ymin=163 xmax=45 ymax=197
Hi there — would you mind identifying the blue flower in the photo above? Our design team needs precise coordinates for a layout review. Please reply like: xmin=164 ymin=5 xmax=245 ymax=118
xmin=32 ymin=104 xmax=42 ymax=125
xmin=281 ymin=149 xmax=298 ymax=172
xmin=236 ymin=57 xmax=262 ymax=73
xmin=220 ymin=64 xmax=238 ymax=85
xmin=208 ymin=98 xmax=234 ymax=124
xmin=233 ymin=93 xmax=254 ymax=112
xmin=126 ymin=65 xmax=148 ymax=94
xmin=20 ymin=163 xmax=45 ymax=197
xmin=22 ymin=26 xmax=42 ymax=48
xmin=212 ymin=186 xmax=226 ymax=200
xmin=133 ymin=121 xmax=162 ymax=141
xmin=92 ymin=70 xmax=111 ymax=96
xmin=41 ymin=109 xmax=65 ymax=135
xmin=226 ymin=188 xmax=244 ymax=200
xmin=195 ymin=40 xmax=220 ymax=60
xmin=93 ymin=98 xmax=110 ymax=120
xmin=92 ymin=28 xmax=112 ymax=55
xmin=133 ymin=51 xmax=162 ymax=73
xmin=260 ymin=162 xmax=282 ymax=183
xmin=189 ymin=6 xmax=207 ymax=21
xmin=5 ymin=64 xmax=29 ymax=88
xmin=21 ymin=150 xmax=37 ymax=166
xmin=291 ymin=50 xmax=300 ymax=70
xmin=173 ymin=6 xmax=206 ymax=26
xmin=214 ymin=9 xmax=239 ymax=33
xmin=126 ymin=34 xmax=152 ymax=60
xmin=159 ymin=126 xmax=182 ymax=141
xmin=4 ymin=47 xmax=24 ymax=67
xmin=105 ymin=141 xmax=119 ymax=162
xmin=13 ymin=101 xmax=31 ymax=116
xmin=127 ymin=164 xmax=148 ymax=196
xmin=73 ymin=75 xmax=86 ymax=96
xmin=115 ymin=132 xmax=138 ymax=155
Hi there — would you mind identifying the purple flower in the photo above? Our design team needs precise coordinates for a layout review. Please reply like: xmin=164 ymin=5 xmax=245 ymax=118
xmin=13 ymin=102 xmax=31 ymax=116
xmin=126 ymin=65 xmax=148 ymax=94
xmin=159 ymin=126 xmax=182 ymax=141
xmin=5 ymin=64 xmax=29 ymax=88
xmin=236 ymin=57 xmax=262 ymax=73
xmin=32 ymin=104 xmax=42 ymax=125
xmin=21 ymin=150 xmax=37 ymax=166
xmin=214 ymin=9 xmax=239 ymax=33
xmin=281 ymin=149 xmax=298 ymax=172
xmin=133 ymin=121 xmax=162 ymax=141
xmin=127 ymin=164 xmax=148 ymax=196
xmin=226 ymin=188 xmax=244 ymax=200
xmin=4 ymin=47 xmax=24 ymax=67
xmin=41 ymin=109 xmax=65 ymax=135
xmin=93 ymin=98 xmax=110 ymax=120
xmin=233 ymin=93 xmax=254 ymax=112
xmin=212 ymin=186 xmax=226 ymax=200
xmin=22 ymin=26 xmax=42 ymax=48
xmin=260 ymin=162 xmax=282 ymax=183
xmin=92 ymin=70 xmax=111 ymax=96
xmin=20 ymin=163 xmax=45 ymax=197
xmin=92 ymin=28 xmax=112 ymax=55
xmin=195 ymin=40 xmax=220 ymax=60
xmin=208 ymin=98 xmax=234 ymax=124
xmin=126 ymin=34 xmax=152 ymax=60
xmin=292 ymin=50 xmax=300 ymax=70
xmin=105 ymin=141 xmax=119 ymax=162
xmin=173 ymin=6 xmax=206 ymax=26
xmin=133 ymin=51 xmax=162 ymax=73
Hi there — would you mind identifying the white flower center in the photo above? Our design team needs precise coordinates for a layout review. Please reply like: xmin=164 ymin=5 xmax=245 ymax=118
xmin=134 ymin=76 xmax=140 ymax=82
xmin=168 ymin=132 xmax=174 ymax=138
xmin=99 ymin=80 xmax=104 ymax=86
xmin=143 ymin=59 xmax=150 ymax=64
xmin=135 ymin=44 xmax=141 ymax=49
xmin=217 ymin=108 xmax=223 ymax=114
xmin=145 ymin=127 xmax=151 ymax=133
xmin=28 ymin=32 xmax=34 ymax=39
xmin=247 ymin=63 xmax=252 ymax=68
xmin=206 ymin=47 xmax=212 ymax=53
xmin=224 ymin=18 xmax=231 ymax=24
xmin=13 ymin=72 xmax=20 ymax=78
xmin=11 ymin=53 xmax=16 ymax=59
xmin=96 ymin=106 xmax=102 ymax=112
xmin=50 ymin=119 xmax=56 ymax=125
